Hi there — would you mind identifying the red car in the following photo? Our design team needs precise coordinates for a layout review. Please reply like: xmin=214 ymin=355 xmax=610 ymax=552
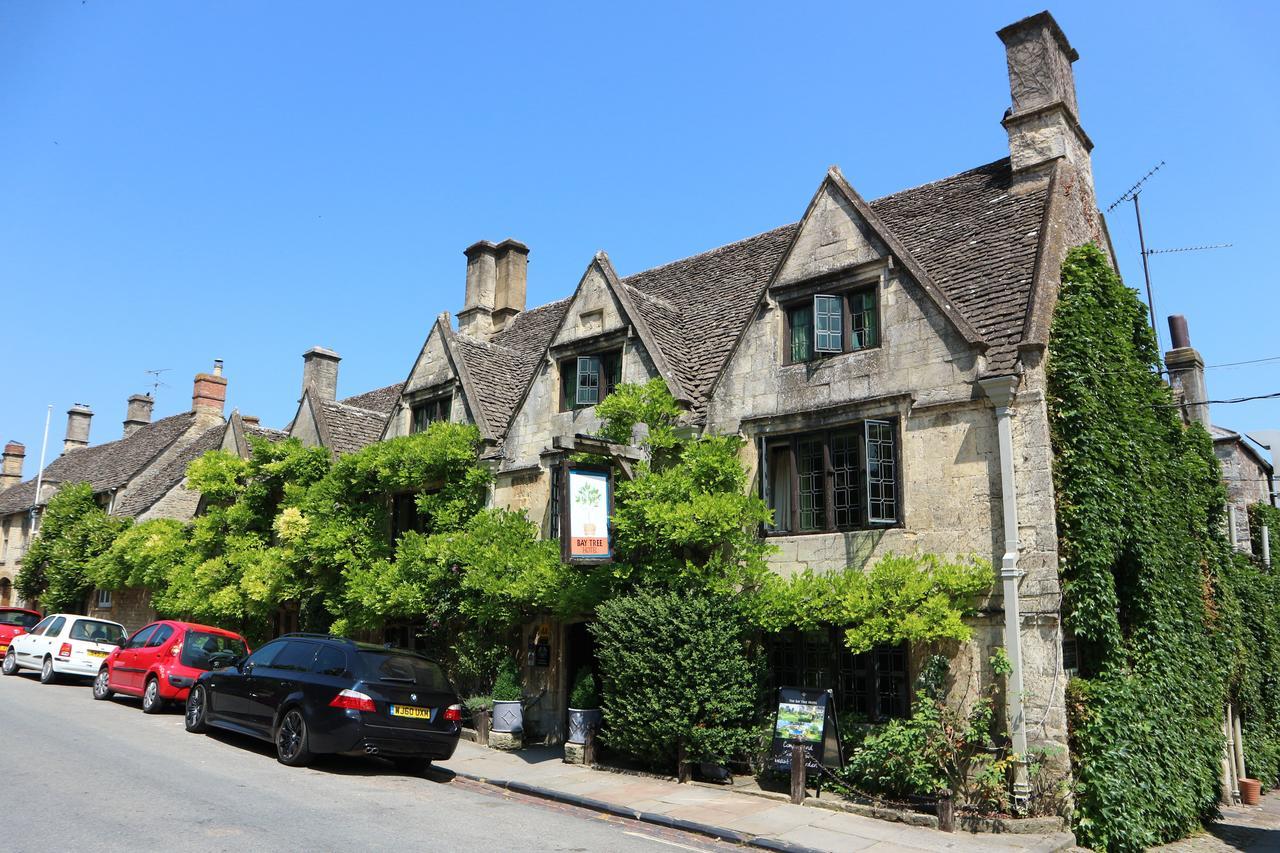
xmin=0 ymin=607 xmax=42 ymax=659
xmin=92 ymin=619 xmax=250 ymax=714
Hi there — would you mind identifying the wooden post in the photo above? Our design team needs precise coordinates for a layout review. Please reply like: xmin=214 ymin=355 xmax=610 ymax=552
xmin=790 ymin=742 xmax=806 ymax=804
xmin=937 ymin=791 xmax=955 ymax=832
xmin=474 ymin=709 xmax=490 ymax=746
xmin=583 ymin=725 xmax=597 ymax=766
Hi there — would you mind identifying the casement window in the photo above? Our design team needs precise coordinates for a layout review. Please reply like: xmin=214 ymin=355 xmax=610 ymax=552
xmin=769 ymin=629 xmax=909 ymax=720
xmin=549 ymin=465 xmax=562 ymax=539
xmin=786 ymin=286 xmax=879 ymax=363
xmin=95 ymin=589 xmax=112 ymax=609
xmin=761 ymin=419 xmax=899 ymax=533
xmin=391 ymin=492 xmax=429 ymax=543
xmin=560 ymin=351 xmax=622 ymax=410
xmin=410 ymin=395 xmax=452 ymax=434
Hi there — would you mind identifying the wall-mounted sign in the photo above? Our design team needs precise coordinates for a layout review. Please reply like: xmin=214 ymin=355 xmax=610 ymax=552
xmin=769 ymin=687 xmax=843 ymax=773
xmin=562 ymin=464 xmax=612 ymax=563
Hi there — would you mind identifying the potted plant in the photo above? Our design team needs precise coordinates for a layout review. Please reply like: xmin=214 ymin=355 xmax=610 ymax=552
xmin=465 ymin=695 xmax=493 ymax=744
xmin=490 ymin=658 xmax=524 ymax=734
xmin=566 ymin=666 xmax=602 ymax=744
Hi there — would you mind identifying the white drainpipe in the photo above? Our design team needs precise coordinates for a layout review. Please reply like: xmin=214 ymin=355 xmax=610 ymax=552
xmin=978 ymin=376 xmax=1030 ymax=799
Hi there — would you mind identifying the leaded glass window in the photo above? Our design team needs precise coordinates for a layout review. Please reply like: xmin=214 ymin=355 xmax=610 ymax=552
xmin=813 ymin=294 xmax=843 ymax=353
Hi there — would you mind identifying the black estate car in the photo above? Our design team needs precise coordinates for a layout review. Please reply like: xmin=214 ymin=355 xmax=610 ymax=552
xmin=184 ymin=633 xmax=462 ymax=773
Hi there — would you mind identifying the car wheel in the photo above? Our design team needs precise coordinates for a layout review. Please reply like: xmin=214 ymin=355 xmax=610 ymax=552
xmin=141 ymin=677 xmax=165 ymax=713
xmin=39 ymin=656 xmax=56 ymax=684
xmin=185 ymin=684 xmax=209 ymax=733
xmin=393 ymin=756 xmax=431 ymax=776
xmin=92 ymin=667 xmax=114 ymax=700
xmin=1 ymin=649 xmax=17 ymax=676
xmin=275 ymin=708 xmax=313 ymax=767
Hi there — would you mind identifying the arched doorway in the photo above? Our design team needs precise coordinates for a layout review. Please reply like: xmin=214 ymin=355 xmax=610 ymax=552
xmin=0 ymin=577 xmax=11 ymax=607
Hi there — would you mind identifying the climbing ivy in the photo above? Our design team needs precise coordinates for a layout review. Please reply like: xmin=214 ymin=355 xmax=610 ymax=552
xmin=1047 ymin=244 xmax=1242 ymax=851
xmin=17 ymin=483 xmax=130 ymax=611
xmin=1250 ymin=503 xmax=1280 ymax=564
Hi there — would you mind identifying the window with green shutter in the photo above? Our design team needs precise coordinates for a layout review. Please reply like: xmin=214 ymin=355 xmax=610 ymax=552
xmin=560 ymin=350 xmax=623 ymax=411
xmin=784 ymin=284 xmax=878 ymax=363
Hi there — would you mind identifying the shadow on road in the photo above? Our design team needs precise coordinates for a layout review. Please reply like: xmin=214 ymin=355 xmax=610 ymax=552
xmin=200 ymin=727 xmax=458 ymax=783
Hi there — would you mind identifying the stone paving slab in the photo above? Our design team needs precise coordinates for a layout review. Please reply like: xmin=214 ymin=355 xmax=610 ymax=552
xmin=440 ymin=741 xmax=1076 ymax=852
xmin=1153 ymin=793 xmax=1280 ymax=852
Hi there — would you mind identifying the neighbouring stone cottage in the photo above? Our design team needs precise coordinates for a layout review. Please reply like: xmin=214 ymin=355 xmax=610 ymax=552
xmin=378 ymin=11 xmax=1106 ymax=777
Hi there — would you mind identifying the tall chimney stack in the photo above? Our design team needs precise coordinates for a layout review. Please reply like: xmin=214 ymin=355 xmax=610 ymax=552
xmin=997 ymin=11 xmax=1093 ymax=190
xmin=458 ymin=238 xmax=528 ymax=338
xmin=123 ymin=393 xmax=154 ymax=437
xmin=64 ymin=404 xmax=93 ymax=454
xmin=301 ymin=346 xmax=341 ymax=402
xmin=192 ymin=359 xmax=228 ymax=423
xmin=1166 ymin=314 xmax=1210 ymax=428
xmin=1 ymin=442 xmax=24 ymax=490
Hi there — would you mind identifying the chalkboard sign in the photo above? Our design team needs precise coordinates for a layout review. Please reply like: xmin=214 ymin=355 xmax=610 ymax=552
xmin=770 ymin=687 xmax=843 ymax=773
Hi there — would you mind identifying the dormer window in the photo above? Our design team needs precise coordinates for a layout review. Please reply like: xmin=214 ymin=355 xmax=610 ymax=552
xmin=410 ymin=395 xmax=452 ymax=433
xmin=786 ymin=287 xmax=878 ymax=363
xmin=561 ymin=350 xmax=622 ymax=410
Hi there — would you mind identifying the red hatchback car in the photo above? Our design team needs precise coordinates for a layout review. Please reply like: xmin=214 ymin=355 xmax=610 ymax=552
xmin=92 ymin=620 xmax=250 ymax=713
xmin=0 ymin=608 xmax=42 ymax=659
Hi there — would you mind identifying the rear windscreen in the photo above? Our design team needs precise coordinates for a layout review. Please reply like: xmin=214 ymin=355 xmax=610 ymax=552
xmin=181 ymin=631 xmax=248 ymax=671
xmin=0 ymin=611 xmax=39 ymax=628
xmin=357 ymin=652 xmax=450 ymax=691
xmin=70 ymin=620 xmax=126 ymax=645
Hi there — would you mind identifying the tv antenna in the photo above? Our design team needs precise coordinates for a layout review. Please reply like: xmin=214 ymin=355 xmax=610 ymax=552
xmin=1107 ymin=161 xmax=1165 ymax=351
xmin=144 ymin=368 xmax=171 ymax=396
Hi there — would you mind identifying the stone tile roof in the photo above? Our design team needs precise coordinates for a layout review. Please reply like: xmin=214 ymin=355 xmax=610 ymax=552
xmin=455 ymin=298 xmax=571 ymax=436
xmin=339 ymin=383 xmax=404 ymax=415
xmin=245 ymin=423 xmax=288 ymax=444
xmin=868 ymin=159 xmax=1048 ymax=374
xmin=113 ymin=423 xmax=225 ymax=518
xmin=320 ymin=399 xmax=391 ymax=456
xmin=0 ymin=412 xmax=197 ymax=514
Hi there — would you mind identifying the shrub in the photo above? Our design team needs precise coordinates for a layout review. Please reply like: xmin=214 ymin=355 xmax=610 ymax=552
xmin=591 ymin=590 xmax=761 ymax=772
xmin=492 ymin=658 xmax=522 ymax=702
xmin=568 ymin=667 xmax=600 ymax=709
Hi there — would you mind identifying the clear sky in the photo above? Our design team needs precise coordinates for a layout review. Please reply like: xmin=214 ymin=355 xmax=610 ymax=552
xmin=2 ymin=1 xmax=1277 ymax=473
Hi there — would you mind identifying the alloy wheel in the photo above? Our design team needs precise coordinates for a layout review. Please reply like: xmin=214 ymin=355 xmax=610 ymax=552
xmin=278 ymin=710 xmax=304 ymax=761
xmin=94 ymin=669 xmax=110 ymax=699
xmin=2 ymin=649 xmax=15 ymax=675
xmin=186 ymin=687 xmax=204 ymax=728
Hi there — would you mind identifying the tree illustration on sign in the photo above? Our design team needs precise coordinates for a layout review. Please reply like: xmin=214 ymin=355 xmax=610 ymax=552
xmin=575 ymin=481 xmax=603 ymax=535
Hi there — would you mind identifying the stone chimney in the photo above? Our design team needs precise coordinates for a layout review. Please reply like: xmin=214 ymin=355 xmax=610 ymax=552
xmin=1 ymin=442 xmax=24 ymax=490
xmin=64 ymin=404 xmax=93 ymax=454
xmin=1166 ymin=314 xmax=1210 ymax=428
xmin=458 ymin=238 xmax=528 ymax=338
xmin=997 ymin=11 xmax=1093 ymax=189
xmin=123 ymin=393 xmax=154 ymax=437
xmin=192 ymin=359 xmax=228 ymax=423
xmin=301 ymin=346 xmax=341 ymax=402
xmin=242 ymin=415 xmax=261 ymax=427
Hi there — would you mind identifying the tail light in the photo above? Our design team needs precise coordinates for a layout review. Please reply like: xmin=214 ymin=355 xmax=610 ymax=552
xmin=58 ymin=643 xmax=72 ymax=658
xmin=329 ymin=689 xmax=376 ymax=713
xmin=443 ymin=704 xmax=463 ymax=723
xmin=170 ymin=641 xmax=182 ymax=657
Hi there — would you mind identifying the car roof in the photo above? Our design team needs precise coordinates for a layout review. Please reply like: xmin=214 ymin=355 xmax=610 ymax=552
xmin=0 ymin=607 xmax=40 ymax=615
xmin=273 ymin=634 xmax=443 ymax=664
xmin=149 ymin=619 xmax=244 ymax=638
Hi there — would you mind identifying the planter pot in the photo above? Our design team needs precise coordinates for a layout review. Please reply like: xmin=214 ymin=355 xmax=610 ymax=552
xmin=1240 ymin=777 xmax=1262 ymax=805
xmin=491 ymin=699 xmax=523 ymax=734
xmin=567 ymin=708 xmax=602 ymax=744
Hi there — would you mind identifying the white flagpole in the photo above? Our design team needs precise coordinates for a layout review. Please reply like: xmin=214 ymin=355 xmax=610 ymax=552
xmin=30 ymin=404 xmax=52 ymax=534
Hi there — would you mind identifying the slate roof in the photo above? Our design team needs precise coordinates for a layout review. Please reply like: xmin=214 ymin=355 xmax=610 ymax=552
xmin=320 ymin=399 xmax=392 ymax=456
xmin=339 ymin=383 xmax=403 ymax=415
xmin=0 ymin=412 xmax=197 ymax=515
xmin=244 ymin=423 xmax=288 ymax=444
xmin=113 ymin=424 xmax=225 ymax=518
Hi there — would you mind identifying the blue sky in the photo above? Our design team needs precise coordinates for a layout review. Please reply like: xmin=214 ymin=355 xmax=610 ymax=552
xmin=2 ymin=1 xmax=1277 ymax=472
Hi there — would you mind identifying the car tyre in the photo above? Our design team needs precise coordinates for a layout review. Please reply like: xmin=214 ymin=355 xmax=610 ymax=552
xmin=141 ymin=677 xmax=165 ymax=714
xmin=39 ymin=656 xmax=57 ymax=684
xmin=276 ymin=708 xmax=313 ymax=767
xmin=93 ymin=667 xmax=114 ymax=700
xmin=393 ymin=756 xmax=431 ymax=776
xmin=185 ymin=684 xmax=210 ymax=733
xmin=1 ymin=648 xmax=17 ymax=676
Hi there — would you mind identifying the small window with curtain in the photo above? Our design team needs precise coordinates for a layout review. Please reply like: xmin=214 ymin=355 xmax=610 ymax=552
xmin=410 ymin=395 xmax=452 ymax=433
xmin=560 ymin=350 xmax=622 ymax=410
xmin=785 ymin=285 xmax=879 ymax=364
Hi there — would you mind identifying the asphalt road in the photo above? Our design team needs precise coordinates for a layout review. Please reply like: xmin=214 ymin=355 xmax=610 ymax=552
xmin=0 ymin=670 xmax=731 ymax=852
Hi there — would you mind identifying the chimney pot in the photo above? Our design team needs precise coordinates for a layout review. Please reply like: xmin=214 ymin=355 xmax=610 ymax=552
xmin=1164 ymin=314 xmax=1209 ymax=428
xmin=192 ymin=362 xmax=228 ymax=421
xmin=301 ymin=346 xmax=341 ymax=403
xmin=64 ymin=404 xmax=93 ymax=454
xmin=459 ymin=239 xmax=529 ymax=338
xmin=1168 ymin=314 xmax=1191 ymax=350
xmin=123 ymin=393 xmax=154 ymax=437
xmin=1 ymin=441 xmax=24 ymax=490
xmin=213 ymin=359 xmax=224 ymax=377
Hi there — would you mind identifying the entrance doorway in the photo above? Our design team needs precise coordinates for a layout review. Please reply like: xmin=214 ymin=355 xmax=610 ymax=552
xmin=564 ymin=620 xmax=597 ymax=710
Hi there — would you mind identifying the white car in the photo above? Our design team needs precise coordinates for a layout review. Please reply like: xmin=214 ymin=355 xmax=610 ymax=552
xmin=1 ymin=613 xmax=127 ymax=683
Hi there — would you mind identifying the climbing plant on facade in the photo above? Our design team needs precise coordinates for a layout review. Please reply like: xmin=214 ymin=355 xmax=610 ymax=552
xmin=17 ymin=483 xmax=130 ymax=611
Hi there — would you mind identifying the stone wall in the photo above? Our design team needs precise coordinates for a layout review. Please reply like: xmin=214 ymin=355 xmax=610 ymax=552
xmin=1216 ymin=438 xmax=1274 ymax=554
xmin=87 ymin=586 xmax=155 ymax=633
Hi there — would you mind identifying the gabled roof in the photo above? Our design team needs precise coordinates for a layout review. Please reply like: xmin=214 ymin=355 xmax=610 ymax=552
xmin=0 ymin=412 xmax=198 ymax=515
xmin=338 ymin=383 xmax=403 ymax=415
xmin=1211 ymin=425 xmax=1275 ymax=473
xmin=318 ymin=399 xmax=393 ymax=456
xmin=113 ymin=424 xmax=225 ymax=518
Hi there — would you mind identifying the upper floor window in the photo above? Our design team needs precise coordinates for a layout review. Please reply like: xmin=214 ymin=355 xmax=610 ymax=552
xmin=391 ymin=492 xmax=428 ymax=543
xmin=762 ymin=419 xmax=899 ymax=534
xmin=786 ymin=287 xmax=878 ymax=364
xmin=560 ymin=351 xmax=622 ymax=410
xmin=410 ymin=395 xmax=452 ymax=433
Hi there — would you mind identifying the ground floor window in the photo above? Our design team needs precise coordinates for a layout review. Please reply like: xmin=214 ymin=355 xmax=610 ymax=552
xmin=767 ymin=628 xmax=909 ymax=720
xmin=95 ymin=588 xmax=112 ymax=609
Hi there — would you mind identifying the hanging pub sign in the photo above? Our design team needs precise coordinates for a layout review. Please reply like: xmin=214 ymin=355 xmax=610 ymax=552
xmin=561 ymin=462 xmax=613 ymax=563
xmin=770 ymin=687 xmax=843 ymax=773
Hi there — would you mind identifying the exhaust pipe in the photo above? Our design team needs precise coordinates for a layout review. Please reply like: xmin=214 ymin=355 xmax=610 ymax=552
xmin=365 ymin=745 xmax=379 ymax=755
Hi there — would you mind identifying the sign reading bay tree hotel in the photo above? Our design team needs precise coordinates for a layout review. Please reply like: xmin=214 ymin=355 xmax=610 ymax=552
xmin=563 ymin=465 xmax=612 ymax=562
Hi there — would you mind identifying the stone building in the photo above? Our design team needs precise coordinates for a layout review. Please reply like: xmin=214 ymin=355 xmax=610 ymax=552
xmin=0 ymin=363 xmax=233 ymax=628
xmin=371 ymin=11 xmax=1105 ymax=771
xmin=287 ymin=346 xmax=403 ymax=457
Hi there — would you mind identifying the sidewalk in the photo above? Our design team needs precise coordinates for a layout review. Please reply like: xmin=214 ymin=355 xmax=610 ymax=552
xmin=1153 ymin=792 xmax=1280 ymax=852
xmin=440 ymin=741 xmax=1075 ymax=853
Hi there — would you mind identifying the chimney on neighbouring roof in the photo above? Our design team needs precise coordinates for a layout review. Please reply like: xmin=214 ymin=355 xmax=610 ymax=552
xmin=458 ymin=238 xmax=528 ymax=339
xmin=301 ymin=346 xmax=341 ymax=402
xmin=242 ymin=415 xmax=261 ymax=427
xmin=64 ymin=404 xmax=93 ymax=454
xmin=997 ymin=11 xmax=1093 ymax=187
xmin=1166 ymin=314 xmax=1210 ymax=428
xmin=192 ymin=359 xmax=228 ymax=422
xmin=1 ymin=442 xmax=24 ymax=491
xmin=123 ymin=393 xmax=154 ymax=437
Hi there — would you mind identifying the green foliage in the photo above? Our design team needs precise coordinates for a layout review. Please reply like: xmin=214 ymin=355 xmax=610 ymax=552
xmin=592 ymin=590 xmax=762 ymax=771
xmin=594 ymin=378 xmax=681 ymax=454
xmin=1250 ymin=503 xmax=1280 ymax=564
xmin=569 ymin=666 xmax=600 ymax=709
xmin=18 ymin=484 xmax=130 ymax=611
xmin=1219 ymin=552 xmax=1280 ymax=789
xmin=89 ymin=518 xmax=191 ymax=592
xmin=1048 ymin=244 xmax=1237 ymax=850
xmin=492 ymin=657 xmax=522 ymax=702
